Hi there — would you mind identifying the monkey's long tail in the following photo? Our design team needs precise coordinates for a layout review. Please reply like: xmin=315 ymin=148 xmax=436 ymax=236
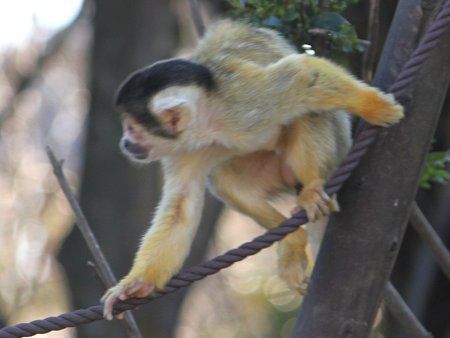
xmin=1 ymin=1 xmax=450 ymax=337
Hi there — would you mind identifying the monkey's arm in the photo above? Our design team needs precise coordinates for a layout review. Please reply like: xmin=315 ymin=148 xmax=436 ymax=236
xmin=102 ymin=159 xmax=207 ymax=320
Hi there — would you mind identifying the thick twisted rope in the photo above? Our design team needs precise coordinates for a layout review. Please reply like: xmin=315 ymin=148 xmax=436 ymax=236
xmin=1 ymin=2 xmax=450 ymax=337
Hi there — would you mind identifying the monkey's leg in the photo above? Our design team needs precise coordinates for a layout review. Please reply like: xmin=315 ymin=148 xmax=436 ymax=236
xmin=210 ymin=153 xmax=310 ymax=293
xmin=283 ymin=115 xmax=345 ymax=222
xmin=276 ymin=115 xmax=350 ymax=291
xmin=304 ymin=56 xmax=404 ymax=126
xmin=210 ymin=152 xmax=287 ymax=228
xmin=268 ymin=54 xmax=404 ymax=126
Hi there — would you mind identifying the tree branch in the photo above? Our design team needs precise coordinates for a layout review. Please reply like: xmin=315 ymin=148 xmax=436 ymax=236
xmin=319 ymin=0 xmax=331 ymax=10
xmin=362 ymin=0 xmax=380 ymax=82
xmin=188 ymin=0 xmax=205 ymax=37
xmin=410 ymin=201 xmax=450 ymax=280
xmin=384 ymin=282 xmax=433 ymax=338
xmin=46 ymin=146 xmax=143 ymax=338
xmin=0 ymin=0 xmax=90 ymax=128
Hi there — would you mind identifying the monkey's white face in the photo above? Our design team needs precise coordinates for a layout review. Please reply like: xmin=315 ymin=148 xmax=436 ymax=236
xmin=119 ymin=85 xmax=219 ymax=163
xmin=120 ymin=116 xmax=178 ymax=163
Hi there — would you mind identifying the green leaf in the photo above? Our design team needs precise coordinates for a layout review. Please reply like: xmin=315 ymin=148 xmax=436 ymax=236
xmin=435 ymin=170 xmax=450 ymax=179
xmin=284 ymin=6 xmax=299 ymax=21
xmin=420 ymin=150 xmax=450 ymax=189
xmin=310 ymin=12 xmax=350 ymax=32
xmin=428 ymin=151 xmax=449 ymax=162
xmin=227 ymin=0 xmax=363 ymax=55
xmin=263 ymin=16 xmax=283 ymax=27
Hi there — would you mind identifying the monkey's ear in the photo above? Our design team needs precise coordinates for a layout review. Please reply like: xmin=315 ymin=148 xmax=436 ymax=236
xmin=152 ymin=96 xmax=193 ymax=134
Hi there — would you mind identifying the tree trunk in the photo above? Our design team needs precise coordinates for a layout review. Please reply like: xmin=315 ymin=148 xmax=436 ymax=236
xmin=59 ymin=1 xmax=222 ymax=337
xmin=419 ymin=91 xmax=450 ymax=337
xmin=391 ymin=88 xmax=450 ymax=337
xmin=292 ymin=0 xmax=450 ymax=336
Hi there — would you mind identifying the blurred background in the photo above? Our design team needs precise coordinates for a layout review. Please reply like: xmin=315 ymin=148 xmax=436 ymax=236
xmin=0 ymin=0 xmax=448 ymax=337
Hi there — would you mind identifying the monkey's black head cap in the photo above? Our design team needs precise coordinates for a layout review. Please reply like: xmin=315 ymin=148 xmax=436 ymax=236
xmin=115 ymin=59 xmax=215 ymax=108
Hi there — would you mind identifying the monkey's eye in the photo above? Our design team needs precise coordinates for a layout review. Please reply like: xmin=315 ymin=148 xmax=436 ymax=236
xmin=122 ymin=115 xmax=147 ymax=139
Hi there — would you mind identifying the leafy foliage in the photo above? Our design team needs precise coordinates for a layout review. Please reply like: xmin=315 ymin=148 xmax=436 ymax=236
xmin=420 ymin=150 xmax=450 ymax=189
xmin=227 ymin=0 xmax=366 ymax=55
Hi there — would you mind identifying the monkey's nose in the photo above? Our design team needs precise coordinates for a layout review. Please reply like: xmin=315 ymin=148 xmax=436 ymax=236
xmin=123 ymin=139 xmax=148 ymax=156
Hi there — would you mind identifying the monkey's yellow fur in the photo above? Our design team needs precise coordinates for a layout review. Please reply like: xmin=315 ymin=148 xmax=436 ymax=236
xmin=102 ymin=20 xmax=403 ymax=319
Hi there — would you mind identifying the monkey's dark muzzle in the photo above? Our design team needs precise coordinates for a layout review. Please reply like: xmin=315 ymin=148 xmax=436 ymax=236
xmin=122 ymin=139 xmax=149 ymax=159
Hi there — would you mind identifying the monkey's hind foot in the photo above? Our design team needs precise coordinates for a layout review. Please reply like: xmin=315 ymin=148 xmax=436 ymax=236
xmin=277 ymin=229 xmax=310 ymax=294
xmin=358 ymin=90 xmax=404 ymax=127
xmin=102 ymin=279 xmax=155 ymax=320
xmin=295 ymin=180 xmax=339 ymax=222
xmin=280 ymin=266 xmax=310 ymax=295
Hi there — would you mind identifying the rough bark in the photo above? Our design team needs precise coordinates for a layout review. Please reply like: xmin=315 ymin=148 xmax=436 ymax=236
xmin=59 ymin=1 xmax=223 ymax=337
xmin=292 ymin=0 xmax=450 ymax=337
xmin=419 ymin=91 xmax=450 ymax=337
xmin=391 ymin=88 xmax=450 ymax=338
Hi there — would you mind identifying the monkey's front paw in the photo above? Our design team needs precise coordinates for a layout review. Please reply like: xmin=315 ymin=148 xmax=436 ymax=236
xmin=295 ymin=180 xmax=339 ymax=221
xmin=101 ymin=279 xmax=155 ymax=320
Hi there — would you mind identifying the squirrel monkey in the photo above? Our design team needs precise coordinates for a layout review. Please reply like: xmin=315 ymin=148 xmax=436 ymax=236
xmin=101 ymin=20 xmax=403 ymax=319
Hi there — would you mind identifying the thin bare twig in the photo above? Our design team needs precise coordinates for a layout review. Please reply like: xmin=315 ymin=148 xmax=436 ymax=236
xmin=319 ymin=0 xmax=331 ymax=10
xmin=362 ymin=0 xmax=380 ymax=82
xmin=308 ymin=28 xmax=332 ymax=38
xmin=188 ymin=0 xmax=205 ymax=37
xmin=0 ymin=0 xmax=90 ymax=128
xmin=87 ymin=261 xmax=109 ymax=289
xmin=384 ymin=282 xmax=433 ymax=338
xmin=410 ymin=202 xmax=450 ymax=281
xmin=46 ymin=146 xmax=143 ymax=338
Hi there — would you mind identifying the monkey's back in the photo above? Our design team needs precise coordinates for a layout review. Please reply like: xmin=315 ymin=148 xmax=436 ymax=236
xmin=190 ymin=20 xmax=300 ymax=151
xmin=192 ymin=20 xmax=296 ymax=67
